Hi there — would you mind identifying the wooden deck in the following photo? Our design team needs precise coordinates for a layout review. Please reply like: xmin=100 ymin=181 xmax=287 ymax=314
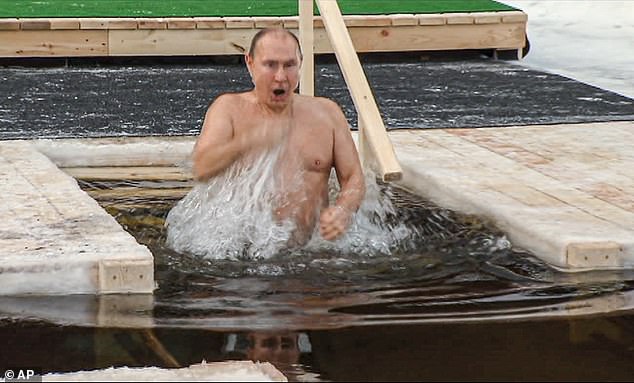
xmin=0 ymin=140 xmax=155 ymax=295
xmin=0 ymin=12 xmax=527 ymax=57
xmin=3 ymin=121 xmax=633 ymax=294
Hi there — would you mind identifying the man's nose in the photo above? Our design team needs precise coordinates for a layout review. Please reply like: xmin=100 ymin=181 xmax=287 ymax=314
xmin=274 ymin=66 xmax=287 ymax=81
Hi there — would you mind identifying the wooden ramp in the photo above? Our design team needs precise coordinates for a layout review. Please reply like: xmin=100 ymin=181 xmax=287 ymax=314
xmin=0 ymin=140 xmax=155 ymax=295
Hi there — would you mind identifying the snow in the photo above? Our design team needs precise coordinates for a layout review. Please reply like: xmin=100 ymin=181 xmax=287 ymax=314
xmin=502 ymin=0 xmax=634 ymax=99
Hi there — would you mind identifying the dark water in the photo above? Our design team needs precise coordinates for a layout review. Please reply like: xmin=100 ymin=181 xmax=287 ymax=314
xmin=1 ymin=58 xmax=633 ymax=140
xmin=2 ymin=180 xmax=633 ymax=381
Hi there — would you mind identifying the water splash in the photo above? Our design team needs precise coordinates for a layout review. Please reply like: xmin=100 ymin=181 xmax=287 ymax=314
xmin=165 ymin=145 xmax=295 ymax=260
xmin=165 ymin=143 xmax=420 ymax=260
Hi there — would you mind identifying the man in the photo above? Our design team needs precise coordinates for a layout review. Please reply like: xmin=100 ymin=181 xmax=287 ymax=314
xmin=192 ymin=28 xmax=365 ymax=245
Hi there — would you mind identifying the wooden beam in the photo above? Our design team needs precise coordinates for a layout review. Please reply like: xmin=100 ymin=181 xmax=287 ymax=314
xmin=0 ymin=18 xmax=20 ymax=30
xmin=389 ymin=14 xmax=418 ymax=26
xmin=20 ymin=19 xmax=51 ymax=30
xmin=299 ymin=0 xmax=314 ymax=96
xmin=254 ymin=17 xmax=284 ymax=28
xmin=49 ymin=18 xmax=81 ymax=30
xmin=316 ymin=0 xmax=402 ymax=181
xmin=193 ymin=17 xmax=226 ymax=29
xmin=62 ymin=166 xmax=192 ymax=181
xmin=167 ymin=18 xmax=197 ymax=30
xmin=312 ymin=23 xmax=526 ymax=53
xmin=0 ymin=30 xmax=108 ymax=57
xmin=109 ymin=29 xmax=257 ymax=56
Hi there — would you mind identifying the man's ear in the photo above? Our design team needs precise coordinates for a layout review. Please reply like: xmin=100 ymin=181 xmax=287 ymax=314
xmin=245 ymin=54 xmax=253 ymax=77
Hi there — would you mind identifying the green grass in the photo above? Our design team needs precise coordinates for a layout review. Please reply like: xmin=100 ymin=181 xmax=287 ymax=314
xmin=0 ymin=0 xmax=516 ymax=18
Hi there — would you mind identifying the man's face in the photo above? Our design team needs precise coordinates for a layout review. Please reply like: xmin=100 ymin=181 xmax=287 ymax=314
xmin=246 ymin=32 xmax=301 ymax=110
xmin=246 ymin=332 xmax=300 ymax=365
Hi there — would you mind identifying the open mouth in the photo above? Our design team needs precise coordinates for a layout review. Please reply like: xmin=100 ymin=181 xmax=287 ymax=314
xmin=273 ymin=89 xmax=286 ymax=96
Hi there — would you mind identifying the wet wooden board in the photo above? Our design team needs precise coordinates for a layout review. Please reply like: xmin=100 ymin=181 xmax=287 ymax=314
xmin=392 ymin=121 xmax=634 ymax=270
xmin=63 ymin=166 xmax=192 ymax=181
xmin=0 ymin=140 xmax=155 ymax=295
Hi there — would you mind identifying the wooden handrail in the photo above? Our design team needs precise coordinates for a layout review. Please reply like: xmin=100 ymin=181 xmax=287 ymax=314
xmin=298 ymin=0 xmax=314 ymax=96
xmin=312 ymin=0 xmax=402 ymax=181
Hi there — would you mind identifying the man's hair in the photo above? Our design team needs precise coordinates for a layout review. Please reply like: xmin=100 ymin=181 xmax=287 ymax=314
xmin=248 ymin=28 xmax=303 ymax=60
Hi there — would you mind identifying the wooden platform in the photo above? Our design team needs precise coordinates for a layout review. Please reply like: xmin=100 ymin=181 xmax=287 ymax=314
xmin=3 ymin=121 xmax=632 ymax=295
xmin=393 ymin=121 xmax=634 ymax=270
xmin=0 ymin=12 xmax=527 ymax=57
xmin=32 ymin=121 xmax=634 ymax=271
xmin=0 ymin=140 xmax=155 ymax=295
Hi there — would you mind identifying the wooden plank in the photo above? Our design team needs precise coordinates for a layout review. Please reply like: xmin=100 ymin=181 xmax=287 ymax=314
xmin=417 ymin=14 xmax=446 ymax=26
xmin=316 ymin=0 xmax=402 ymax=181
xmin=20 ymin=18 xmax=51 ymax=30
xmin=444 ymin=13 xmax=475 ymax=25
xmin=104 ymin=18 xmax=138 ymax=30
xmin=567 ymin=242 xmax=623 ymax=268
xmin=62 ymin=166 xmax=192 ymax=181
xmin=109 ymin=29 xmax=257 ymax=56
xmin=99 ymin=259 xmax=155 ymax=294
xmin=281 ymin=16 xmax=299 ymax=29
xmin=313 ymin=23 xmax=526 ymax=53
xmin=498 ymin=11 xmax=528 ymax=23
xmin=80 ymin=18 xmax=112 ymax=29
xmin=193 ymin=17 xmax=226 ymax=29
xmin=137 ymin=18 xmax=167 ymax=30
xmin=344 ymin=15 xmax=392 ymax=27
xmin=0 ymin=30 xmax=108 ymax=57
xmin=299 ymin=0 xmax=315 ymax=96
xmin=254 ymin=17 xmax=284 ymax=28
xmin=313 ymin=17 xmax=325 ymax=28
xmin=389 ymin=14 xmax=418 ymax=26
xmin=225 ymin=17 xmax=254 ymax=29
xmin=49 ymin=18 xmax=81 ymax=30
xmin=85 ymin=187 xmax=190 ymax=200
xmin=0 ymin=18 xmax=20 ymax=30
xmin=32 ymin=137 xmax=195 ymax=167
xmin=471 ymin=12 xmax=502 ymax=25
xmin=167 ymin=18 xmax=197 ymax=30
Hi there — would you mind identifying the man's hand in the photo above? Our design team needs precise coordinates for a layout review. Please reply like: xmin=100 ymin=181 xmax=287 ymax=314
xmin=319 ymin=205 xmax=352 ymax=241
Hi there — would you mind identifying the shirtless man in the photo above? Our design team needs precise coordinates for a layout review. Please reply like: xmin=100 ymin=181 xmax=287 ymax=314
xmin=192 ymin=28 xmax=365 ymax=244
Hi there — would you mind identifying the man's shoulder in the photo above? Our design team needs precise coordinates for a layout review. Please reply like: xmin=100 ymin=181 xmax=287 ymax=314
xmin=296 ymin=94 xmax=341 ymax=112
xmin=214 ymin=91 xmax=249 ymax=104
xmin=208 ymin=92 xmax=252 ymax=113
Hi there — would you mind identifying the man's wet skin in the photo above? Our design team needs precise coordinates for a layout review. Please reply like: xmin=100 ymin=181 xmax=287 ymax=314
xmin=192 ymin=28 xmax=365 ymax=244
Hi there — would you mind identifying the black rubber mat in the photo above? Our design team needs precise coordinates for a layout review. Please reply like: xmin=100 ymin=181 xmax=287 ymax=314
xmin=1 ymin=58 xmax=632 ymax=139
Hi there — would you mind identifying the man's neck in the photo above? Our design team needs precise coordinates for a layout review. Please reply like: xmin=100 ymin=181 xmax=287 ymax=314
xmin=254 ymin=93 xmax=294 ymax=117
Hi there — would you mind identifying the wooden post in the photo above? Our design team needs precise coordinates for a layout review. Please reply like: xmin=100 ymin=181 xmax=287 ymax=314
xmin=298 ymin=0 xmax=314 ymax=96
xmin=357 ymin=117 xmax=373 ymax=170
xmin=316 ymin=0 xmax=402 ymax=181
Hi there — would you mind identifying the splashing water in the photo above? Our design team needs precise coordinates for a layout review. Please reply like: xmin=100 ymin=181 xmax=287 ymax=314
xmin=165 ymin=143 xmax=418 ymax=261
xmin=165 ymin=144 xmax=295 ymax=260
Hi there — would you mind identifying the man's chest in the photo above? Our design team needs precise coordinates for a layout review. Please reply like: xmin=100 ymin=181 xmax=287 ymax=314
xmin=285 ymin=124 xmax=334 ymax=173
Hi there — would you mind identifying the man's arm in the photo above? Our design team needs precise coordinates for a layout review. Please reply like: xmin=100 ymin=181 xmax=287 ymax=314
xmin=192 ymin=94 xmax=241 ymax=181
xmin=319 ymin=99 xmax=366 ymax=240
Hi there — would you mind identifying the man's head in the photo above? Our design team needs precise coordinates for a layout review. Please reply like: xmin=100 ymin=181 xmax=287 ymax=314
xmin=245 ymin=28 xmax=303 ymax=110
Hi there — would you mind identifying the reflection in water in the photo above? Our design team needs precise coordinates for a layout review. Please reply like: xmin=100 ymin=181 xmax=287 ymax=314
xmin=222 ymin=331 xmax=313 ymax=380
